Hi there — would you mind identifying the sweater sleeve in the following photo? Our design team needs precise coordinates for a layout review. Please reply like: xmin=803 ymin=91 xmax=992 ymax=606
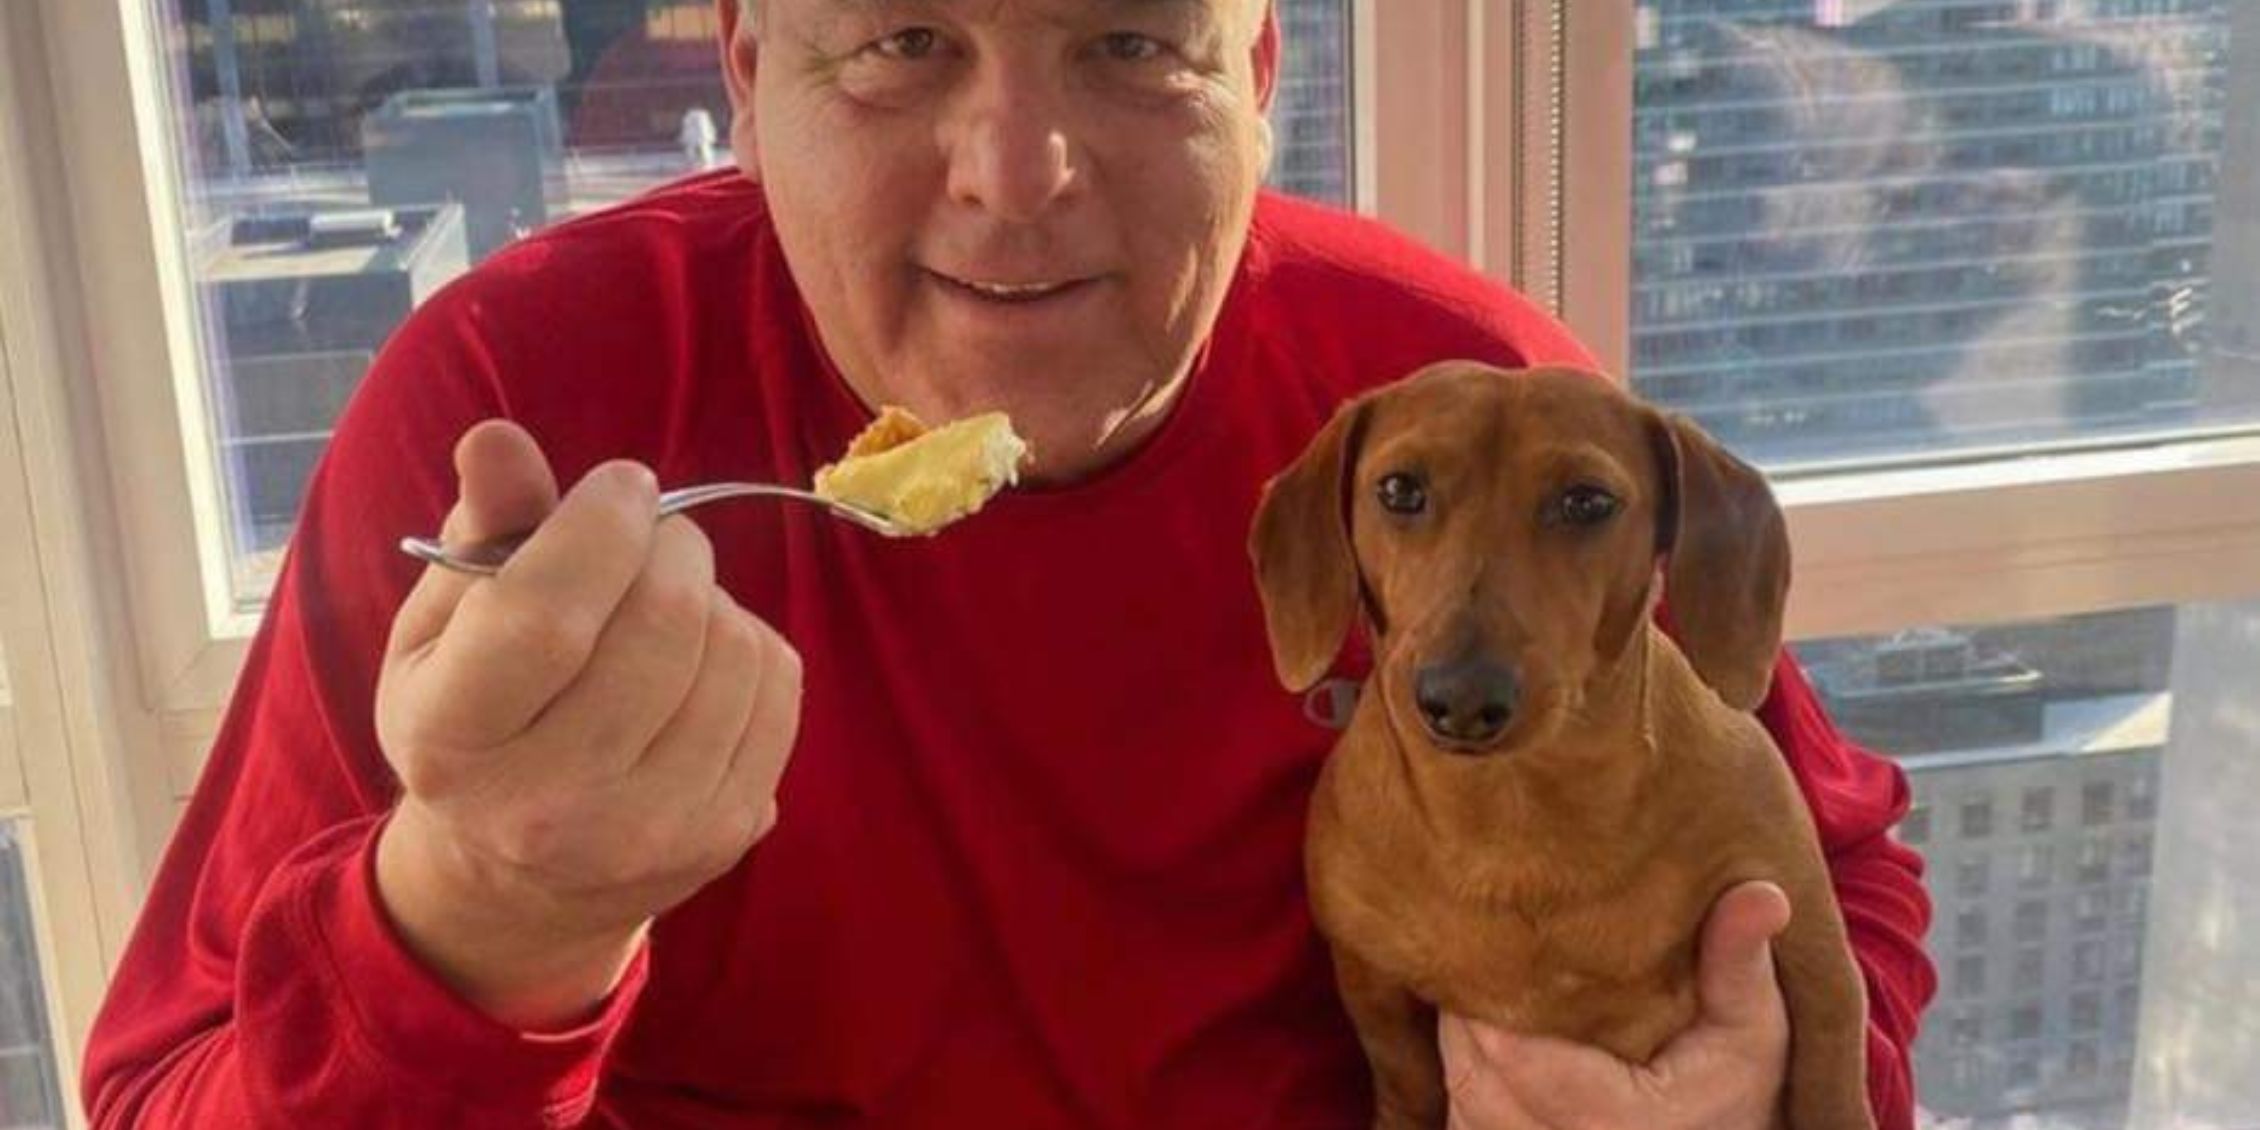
xmin=80 ymin=291 xmax=649 ymax=1128
xmin=1757 ymin=653 xmax=1939 ymax=1130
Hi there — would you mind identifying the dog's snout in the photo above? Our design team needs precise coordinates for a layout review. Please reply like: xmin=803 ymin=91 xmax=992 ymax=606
xmin=1413 ymin=659 xmax=1520 ymax=748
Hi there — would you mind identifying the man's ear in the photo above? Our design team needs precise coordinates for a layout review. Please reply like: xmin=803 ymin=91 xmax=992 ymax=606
xmin=1647 ymin=409 xmax=1791 ymax=711
xmin=1250 ymin=398 xmax=1369 ymax=692
xmin=717 ymin=0 xmax=761 ymax=177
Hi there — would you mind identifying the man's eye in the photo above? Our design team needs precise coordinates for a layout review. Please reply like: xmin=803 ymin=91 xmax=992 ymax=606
xmin=1377 ymin=473 xmax=1428 ymax=516
xmin=1552 ymin=485 xmax=1622 ymax=528
xmin=871 ymin=27 xmax=942 ymax=60
xmin=1098 ymin=32 xmax=1165 ymax=62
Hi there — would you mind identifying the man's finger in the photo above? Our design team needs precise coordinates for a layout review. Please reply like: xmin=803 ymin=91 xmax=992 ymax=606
xmin=400 ymin=459 xmax=660 ymax=748
xmin=390 ymin=419 xmax=560 ymax=657
xmin=1697 ymin=880 xmax=1793 ymax=1030
xmin=1461 ymin=1017 xmax=1641 ymax=1128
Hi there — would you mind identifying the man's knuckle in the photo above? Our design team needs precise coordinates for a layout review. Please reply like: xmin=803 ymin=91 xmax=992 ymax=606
xmin=483 ymin=593 xmax=603 ymax=670
xmin=629 ymin=573 xmax=713 ymax=643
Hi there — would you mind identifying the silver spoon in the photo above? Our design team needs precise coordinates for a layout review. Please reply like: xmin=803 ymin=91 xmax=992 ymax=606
xmin=399 ymin=482 xmax=912 ymax=576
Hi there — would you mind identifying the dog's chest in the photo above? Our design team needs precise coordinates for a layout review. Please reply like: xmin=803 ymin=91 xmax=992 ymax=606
xmin=1307 ymin=788 xmax=1706 ymax=1059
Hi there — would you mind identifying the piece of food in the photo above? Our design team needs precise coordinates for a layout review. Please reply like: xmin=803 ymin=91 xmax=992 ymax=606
xmin=813 ymin=407 xmax=1031 ymax=535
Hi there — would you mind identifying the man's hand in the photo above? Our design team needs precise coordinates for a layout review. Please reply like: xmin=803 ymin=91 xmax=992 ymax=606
xmin=1439 ymin=882 xmax=1794 ymax=1130
xmin=373 ymin=420 xmax=802 ymax=1031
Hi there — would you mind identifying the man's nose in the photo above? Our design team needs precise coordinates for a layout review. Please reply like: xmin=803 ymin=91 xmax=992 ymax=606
xmin=946 ymin=76 xmax=1083 ymax=223
xmin=1414 ymin=657 xmax=1521 ymax=748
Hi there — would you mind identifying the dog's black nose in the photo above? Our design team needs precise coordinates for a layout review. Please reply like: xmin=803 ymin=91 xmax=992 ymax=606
xmin=1414 ymin=659 xmax=1520 ymax=747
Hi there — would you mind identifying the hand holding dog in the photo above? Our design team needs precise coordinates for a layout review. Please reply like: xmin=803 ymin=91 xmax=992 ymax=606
xmin=1439 ymin=882 xmax=1799 ymax=1130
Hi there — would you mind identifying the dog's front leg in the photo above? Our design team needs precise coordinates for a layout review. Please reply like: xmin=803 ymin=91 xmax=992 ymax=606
xmin=1332 ymin=947 xmax=1447 ymax=1130
xmin=1774 ymin=877 xmax=1879 ymax=1130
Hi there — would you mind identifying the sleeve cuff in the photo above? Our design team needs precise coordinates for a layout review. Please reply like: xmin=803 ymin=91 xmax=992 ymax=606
xmin=263 ymin=817 xmax=649 ymax=1121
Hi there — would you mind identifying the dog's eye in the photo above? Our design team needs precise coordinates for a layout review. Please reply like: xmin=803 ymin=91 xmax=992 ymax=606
xmin=1377 ymin=473 xmax=1428 ymax=516
xmin=1553 ymin=485 xmax=1622 ymax=527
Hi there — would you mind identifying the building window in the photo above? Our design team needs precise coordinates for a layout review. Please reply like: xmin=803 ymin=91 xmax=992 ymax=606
xmin=1956 ymin=856 xmax=1990 ymax=898
xmin=1956 ymin=955 xmax=1988 ymax=998
xmin=2021 ymin=787 xmax=2055 ymax=833
xmin=2014 ymin=947 xmax=2047 ymax=992
xmin=2078 ymin=839 xmax=2112 ymax=886
xmin=1900 ymin=805 xmax=1932 ymax=845
xmin=2075 ymin=890 xmax=2110 ymax=934
xmin=2127 ymin=773 xmax=2158 ymax=820
xmin=2071 ymin=990 xmax=2104 ymax=1032
xmin=2009 ymin=1052 xmax=2043 ymax=1089
xmin=2017 ymin=844 xmax=2056 ymax=889
xmin=2073 ymin=941 xmax=2107 ymax=984
xmin=1962 ymin=798 xmax=1996 ymax=840
xmin=2119 ymin=832 xmax=2154 ymax=880
xmin=2014 ymin=899 xmax=2049 ymax=943
xmin=2083 ymin=781 xmax=2116 ymax=826
xmin=1957 ymin=908 xmax=1990 ymax=949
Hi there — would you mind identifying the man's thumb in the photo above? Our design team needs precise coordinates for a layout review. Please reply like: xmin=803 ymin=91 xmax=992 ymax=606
xmin=1697 ymin=880 xmax=1792 ymax=1030
xmin=442 ymin=419 xmax=560 ymax=545
xmin=390 ymin=420 xmax=559 ymax=656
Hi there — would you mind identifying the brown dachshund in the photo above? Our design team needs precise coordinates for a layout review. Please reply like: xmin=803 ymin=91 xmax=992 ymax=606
xmin=1251 ymin=363 xmax=1874 ymax=1130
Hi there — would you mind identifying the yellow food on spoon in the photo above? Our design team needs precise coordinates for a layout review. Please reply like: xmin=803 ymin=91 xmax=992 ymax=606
xmin=813 ymin=407 xmax=1031 ymax=535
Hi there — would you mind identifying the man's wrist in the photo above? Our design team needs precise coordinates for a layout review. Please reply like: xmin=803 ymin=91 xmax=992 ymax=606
xmin=374 ymin=804 xmax=647 ymax=1031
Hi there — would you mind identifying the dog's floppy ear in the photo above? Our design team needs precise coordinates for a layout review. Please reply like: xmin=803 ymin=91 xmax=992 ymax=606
xmin=1647 ymin=410 xmax=1791 ymax=711
xmin=1250 ymin=399 xmax=1370 ymax=692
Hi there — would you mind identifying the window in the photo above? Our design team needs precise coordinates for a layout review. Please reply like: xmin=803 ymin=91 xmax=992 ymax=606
xmin=2078 ymin=838 xmax=2113 ymax=886
xmin=2075 ymin=890 xmax=2109 ymax=934
xmin=0 ymin=825 xmax=63 ymax=1127
xmin=2069 ymin=1040 xmax=2102 ymax=1080
xmin=1956 ymin=954 xmax=1988 ymax=998
xmin=149 ymin=0 xmax=1359 ymax=605
xmin=2014 ymin=900 xmax=2049 ymax=944
xmin=1961 ymin=797 xmax=1996 ymax=840
xmin=2084 ymin=781 xmax=2118 ymax=827
xmin=2074 ymin=940 xmax=2107 ymax=984
xmin=1808 ymin=605 xmax=2260 ymax=1127
xmin=2021 ymin=787 xmax=2055 ymax=833
xmin=2014 ymin=947 xmax=2047 ymax=993
xmin=1631 ymin=0 xmax=2249 ymax=470
xmin=2119 ymin=833 xmax=2154 ymax=881
xmin=2009 ymin=1052 xmax=2043 ymax=1090
xmin=1899 ymin=804 xmax=1931 ymax=845
xmin=1955 ymin=856 xmax=1990 ymax=897
xmin=1957 ymin=908 xmax=1989 ymax=949
xmin=2017 ymin=844 xmax=2056 ymax=890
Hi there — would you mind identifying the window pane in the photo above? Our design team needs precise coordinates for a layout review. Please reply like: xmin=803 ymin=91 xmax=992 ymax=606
xmin=160 ymin=0 xmax=1356 ymax=604
xmin=1808 ymin=602 xmax=2260 ymax=1128
xmin=1271 ymin=0 xmax=1355 ymax=206
xmin=0 ymin=824 xmax=65 ymax=1129
xmin=1630 ymin=1 xmax=2257 ymax=469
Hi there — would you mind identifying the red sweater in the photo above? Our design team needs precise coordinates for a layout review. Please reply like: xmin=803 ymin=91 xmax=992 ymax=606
xmin=83 ymin=172 xmax=1934 ymax=1129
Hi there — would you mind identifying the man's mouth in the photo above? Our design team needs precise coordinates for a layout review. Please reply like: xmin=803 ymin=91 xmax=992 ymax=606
xmin=928 ymin=270 xmax=1095 ymax=304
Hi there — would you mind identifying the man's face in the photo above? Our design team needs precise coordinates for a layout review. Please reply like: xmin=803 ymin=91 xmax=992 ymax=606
xmin=721 ymin=0 xmax=1279 ymax=481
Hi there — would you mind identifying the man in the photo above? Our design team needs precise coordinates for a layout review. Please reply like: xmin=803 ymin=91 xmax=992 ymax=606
xmin=83 ymin=1 xmax=1935 ymax=1126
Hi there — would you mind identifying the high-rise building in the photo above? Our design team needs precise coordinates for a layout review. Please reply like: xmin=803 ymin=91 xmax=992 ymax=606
xmin=1870 ymin=689 xmax=2164 ymax=1128
xmin=1632 ymin=0 xmax=2233 ymax=465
